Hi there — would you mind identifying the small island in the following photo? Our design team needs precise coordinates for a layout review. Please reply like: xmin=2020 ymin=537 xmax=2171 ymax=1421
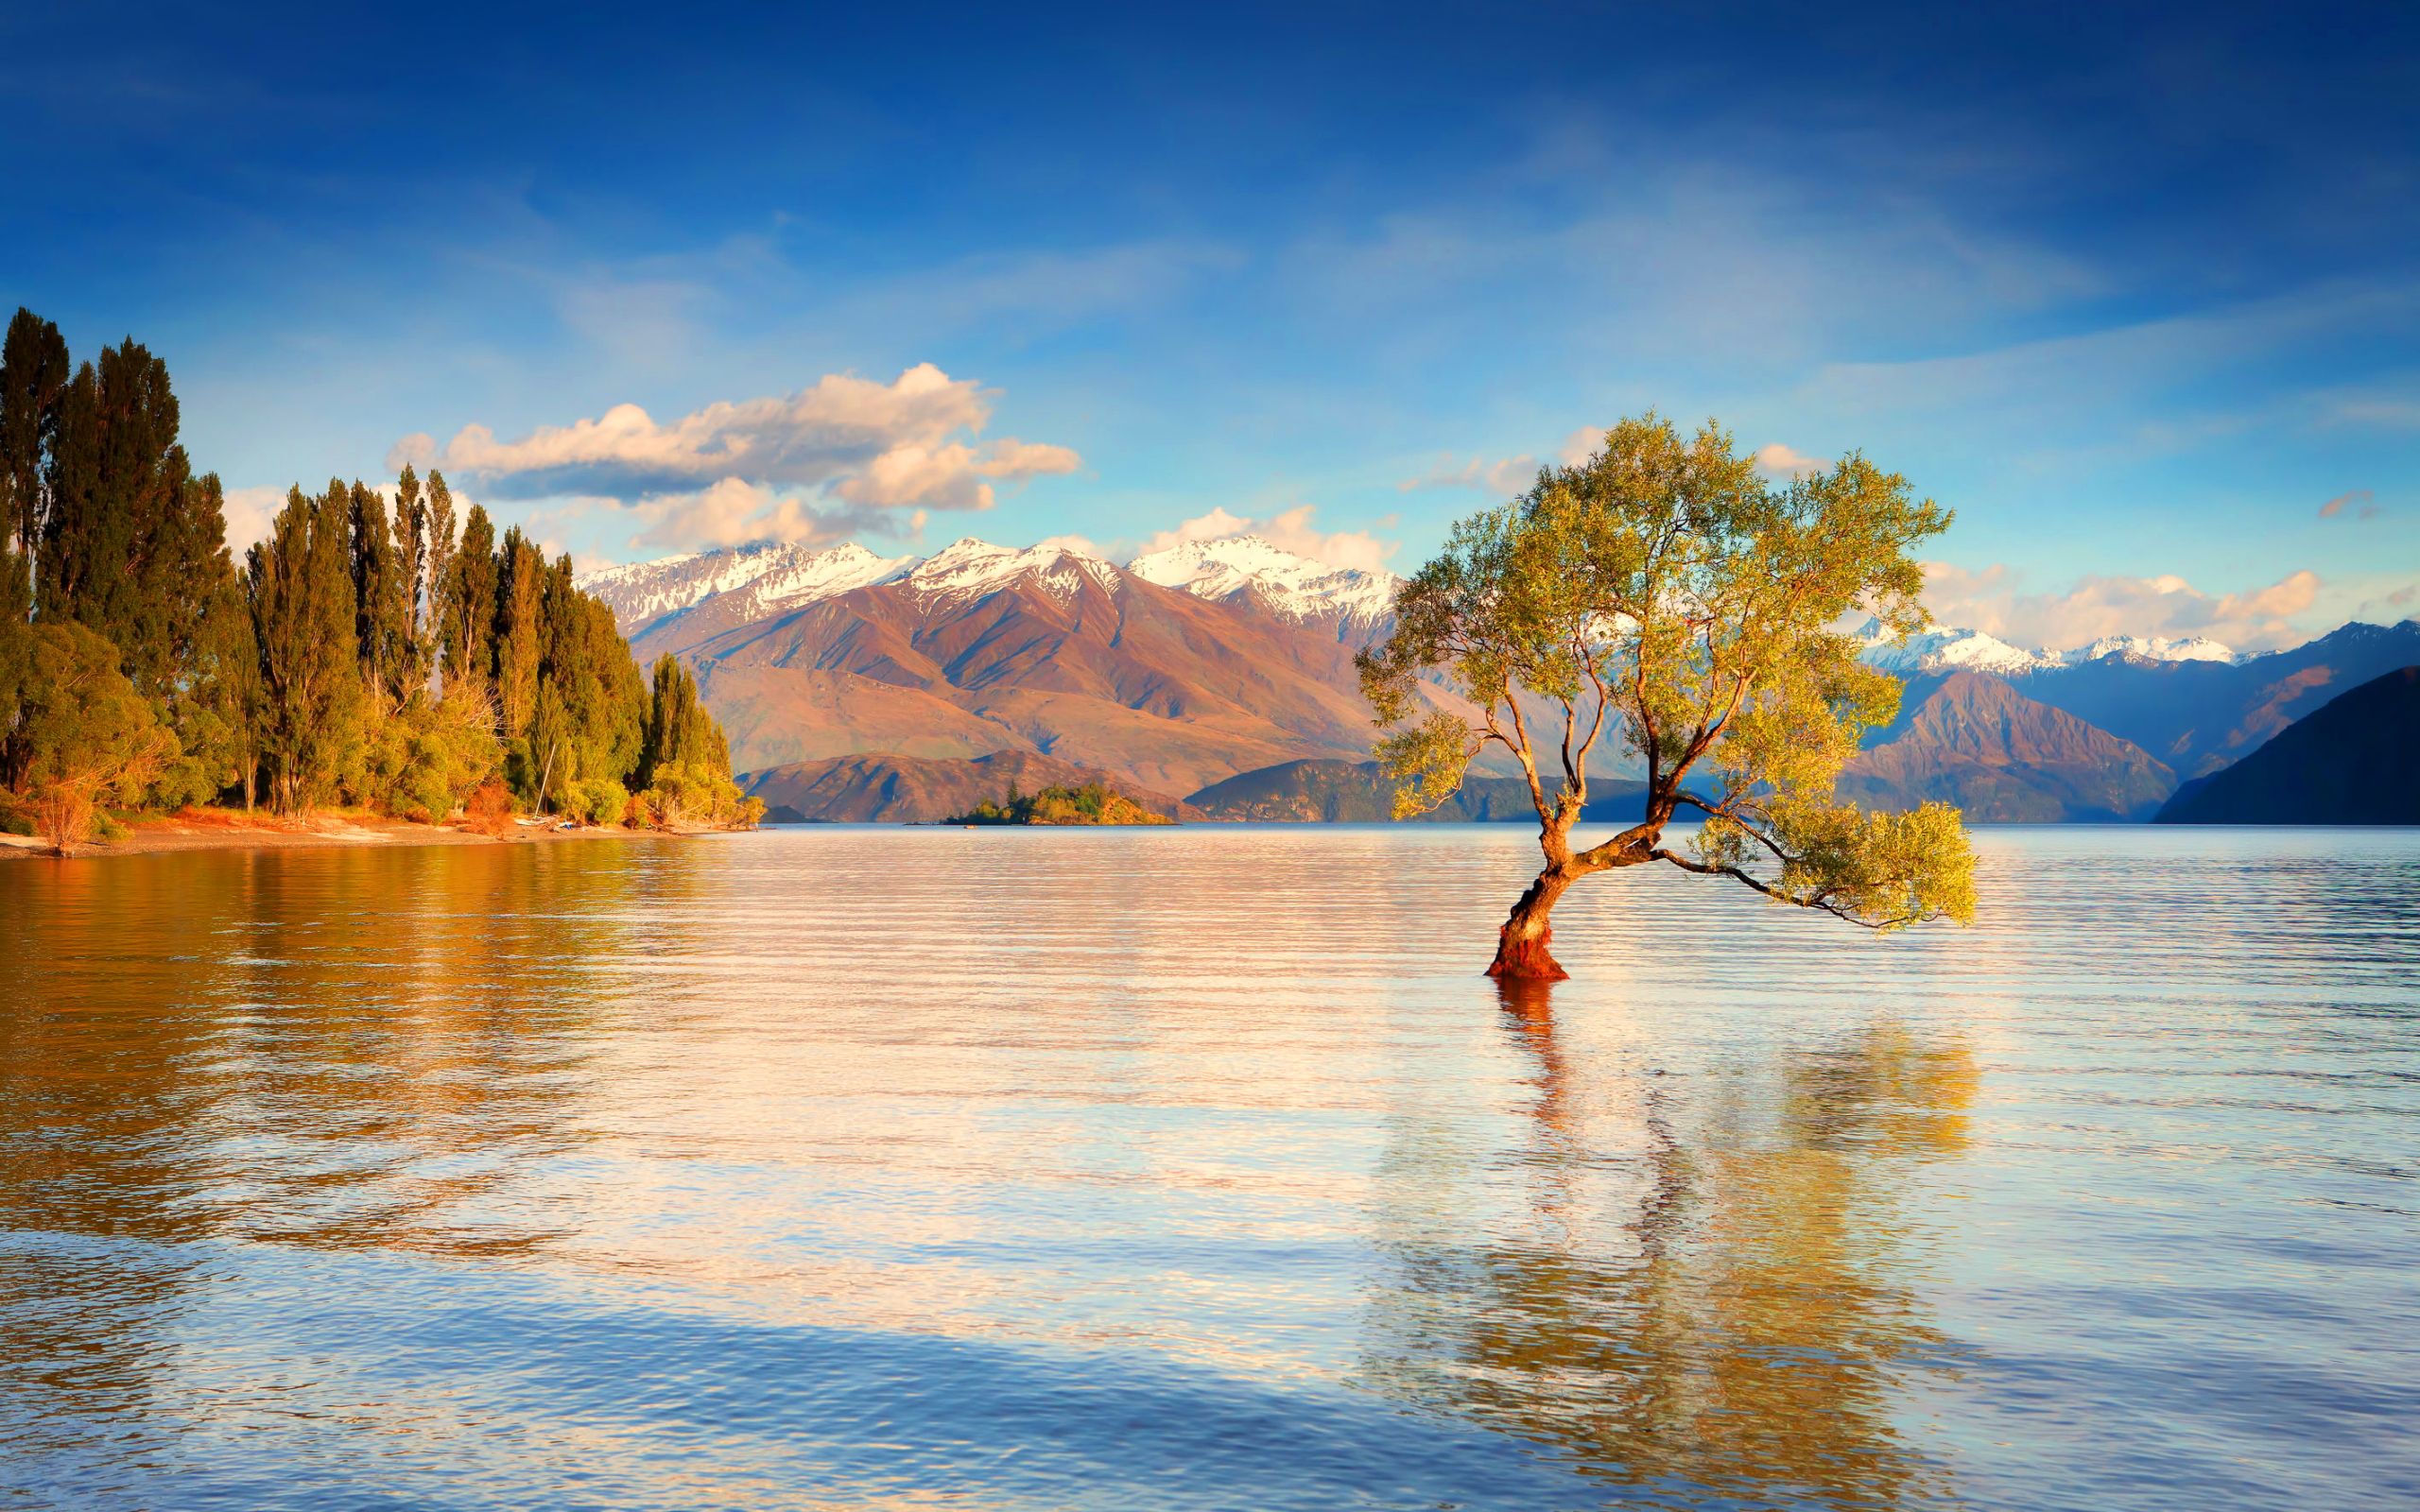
xmin=946 ymin=782 xmax=1175 ymax=826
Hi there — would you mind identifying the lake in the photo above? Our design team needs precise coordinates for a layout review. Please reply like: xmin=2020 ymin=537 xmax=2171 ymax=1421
xmin=2 ymin=825 xmax=2414 ymax=1510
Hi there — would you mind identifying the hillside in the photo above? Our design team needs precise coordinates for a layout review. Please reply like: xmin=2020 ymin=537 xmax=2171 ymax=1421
xmin=2154 ymin=666 xmax=2420 ymax=824
xmin=582 ymin=541 xmax=2420 ymax=823
xmin=628 ymin=541 xmax=1387 ymax=793
xmin=2004 ymin=622 xmax=2420 ymax=779
xmin=1187 ymin=759 xmax=1653 ymax=824
xmin=1840 ymin=672 xmax=2176 ymax=822
xmin=744 ymin=750 xmax=1197 ymax=824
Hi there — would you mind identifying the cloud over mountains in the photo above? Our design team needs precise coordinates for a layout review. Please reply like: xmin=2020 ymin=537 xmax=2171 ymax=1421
xmin=389 ymin=364 xmax=1080 ymax=552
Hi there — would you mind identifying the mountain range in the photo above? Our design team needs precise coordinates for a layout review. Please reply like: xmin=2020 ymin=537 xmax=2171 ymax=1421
xmin=2154 ymin=666 xmax=2420 ymax=824
xmin=578 ymin=539 xmax=2420 ymax=824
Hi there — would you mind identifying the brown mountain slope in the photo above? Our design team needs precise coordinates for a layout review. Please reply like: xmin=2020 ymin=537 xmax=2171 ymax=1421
xmin=666 ymin=558 xmax=1386 ymax=791
xmin=745 ymin=750 xmax=1197 ymax=823
xmin=1840 ymin=671 xmax=2175 ymax=821
xmin=2156 ymin=664 xmax=2420 ymax=823
xmin=694 ymin=663 xmax=1030 ymax=770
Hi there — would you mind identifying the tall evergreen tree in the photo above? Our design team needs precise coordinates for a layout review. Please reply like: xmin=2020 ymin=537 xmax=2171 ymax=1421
xmin=146 ymin=472 xmax=255 ymax=806
xmin=390 ymin=464 xmax=431 ymax=697
xmin=248 ymin=483 xmax=365 ymax=812
xmin=441 ymin=501 xmax=495 ymax=696
xmin=424 ymin=469 xmax=458 ymax=688
xmin=349 ymin=481 xmax=405 ymax=713
xmin=39 ymin=341 xmax=193 ymax=676
xmin=492 ymin=526 xmax=544 ymax=742
xmin=0 ymin=308 xmax=69 ymax=567
xmin=641 ymin=653 xmax=728 ymax=786
xmin=0 ymin=310 xmax=66 ymax=790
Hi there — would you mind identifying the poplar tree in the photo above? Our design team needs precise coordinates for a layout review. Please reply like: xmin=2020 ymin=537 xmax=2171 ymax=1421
xmin=348 ymin=481 xmax=405 ymax=713
xmin=0 ymin=309 xmax=69 ymax=575
xmin=492 ymin=526 xmax=544 ymax=743
xmin=36 ymin=341 xmax=222 ymax=700
xmin=423 ymin=469 xmax=458 ymax=689
xmin=390 ymin=464 xmax=431 ymax=696
xmin=248 ymin=484 xmax=365 ymax=812
xmin=0 ymin=310 xmax=70 ymax=790
xmin=442 ymin=502 xmax=496 ymax=696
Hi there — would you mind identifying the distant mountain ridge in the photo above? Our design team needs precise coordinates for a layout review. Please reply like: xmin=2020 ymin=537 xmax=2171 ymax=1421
xmin=581 ymin=539 xmax=2418 ymax=821
xmin=581 ymin=534 xmax=1402 ymax=644
xmin=1841 ymin=672 xmax=2176 ymax=821
xmin=590 ymin=536 xmax=1398 ymax=794
xmin=2154 ymin=665 xmax=2420 ymax=824
xmin=1853 ymin=616 xmax=2238 ymax=676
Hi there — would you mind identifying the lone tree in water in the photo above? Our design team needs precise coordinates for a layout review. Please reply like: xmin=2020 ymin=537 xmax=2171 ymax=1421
xmin=1357 ymin=415 xmax=1976 ymax=980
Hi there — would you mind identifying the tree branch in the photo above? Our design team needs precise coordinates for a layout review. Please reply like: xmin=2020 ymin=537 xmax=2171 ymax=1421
xmin=1649 ymin=847 xmax=1911 ymax=930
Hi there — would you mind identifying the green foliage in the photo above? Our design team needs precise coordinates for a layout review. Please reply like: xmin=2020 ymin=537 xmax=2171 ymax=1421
xmin=360 ymin=691 xmax=504 ymax=822
xmin=246 ymin=484 xmax=367 ymax=813
xmin=561 ymin=775 xmax=632 ymax=827
xmin=493 ymin=527 xmax=544 ymax=740
xmin=12 ymin=621 xmax=173 ymax=852
xmin=1357 ymin=412 xmax=1975 ymax=939
xmin=2 ymin=309 xmax=753 ymax=839
xmin=948 ymin=782 xmax=1172 ymax=826
xmin=640 ymin=654 xmax=727 ymax=787
xmin=441 ymin=500 xmax=495 ymax=696
xmin=636 ymin=758 xmax=762 ymax=830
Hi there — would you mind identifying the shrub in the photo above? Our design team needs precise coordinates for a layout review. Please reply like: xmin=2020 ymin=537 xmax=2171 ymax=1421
xmin=463 ymin=777 xmax=515 ymax=837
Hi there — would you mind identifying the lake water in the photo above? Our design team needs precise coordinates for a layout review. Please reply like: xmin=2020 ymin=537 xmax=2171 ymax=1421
xmin=1 ymin=825 xmax=2414 ymax=1510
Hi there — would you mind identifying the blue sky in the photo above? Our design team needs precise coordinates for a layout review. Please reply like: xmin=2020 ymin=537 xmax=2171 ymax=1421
xmin=3 ymin=1 xmax=2414 ymax=648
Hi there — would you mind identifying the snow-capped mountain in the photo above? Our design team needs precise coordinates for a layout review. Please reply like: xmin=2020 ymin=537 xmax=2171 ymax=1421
xmin=2061 ymin=633 xmax=2235 ymax=665
xmin=904 ymin=539 xmax=1123 ymax=606
xmin=1854 ymin=617 xmax=2241 ymax=675
xmin=1856 ymin=621 xmax=2063 ymax=676
xmin=1125 ymin=535 xmax=1401 ymax=631
xmin=579 ymin=541 xmax=806 ymax=635
xmin=580 ymin=532 xmax=1404 ymax=637
xmin=579 ymin=541 xmax=913 ymax=636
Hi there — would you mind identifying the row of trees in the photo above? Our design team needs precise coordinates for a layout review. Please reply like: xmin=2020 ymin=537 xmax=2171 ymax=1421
xmin=0 ymin=306 xmax=757 ymax=851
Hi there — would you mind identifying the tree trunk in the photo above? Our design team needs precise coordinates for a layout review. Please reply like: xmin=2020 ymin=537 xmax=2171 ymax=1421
xmin=1489 ymin=867 xmax=1575 ymax=980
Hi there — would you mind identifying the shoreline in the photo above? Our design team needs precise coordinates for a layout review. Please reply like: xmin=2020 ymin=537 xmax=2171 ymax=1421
xmin=0 ymin=809 xmax=717 ymax=862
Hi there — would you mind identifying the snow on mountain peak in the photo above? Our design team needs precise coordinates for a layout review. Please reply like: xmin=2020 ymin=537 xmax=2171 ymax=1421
xmin=1854 ymin=616 xmax=2241 ymax=675
xmin=578 ymin=540 xmax=912 ymax=634
xmin=904 ymin=538 xmax=1120 ymax=604
xmin=1126 ymin=533 xmax=1402 ymax=628
xmin=2061 ymin=634 xmax=2235 ymax=665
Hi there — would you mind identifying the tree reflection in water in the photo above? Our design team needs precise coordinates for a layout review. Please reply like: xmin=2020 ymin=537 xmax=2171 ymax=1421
xmin=1360 ymin=978 xmax=1976 ymax=1509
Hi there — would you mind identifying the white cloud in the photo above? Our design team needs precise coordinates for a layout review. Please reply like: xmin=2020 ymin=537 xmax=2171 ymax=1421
xmin=2319 ymin=489 xmax=2377 ymax=520
xmin=220 ymin=485 xmax=286 ymax=553
xmin=1395 ymin=426 xmax=1604 ymax=495
xmin=402 ymin=364 xmax=1080 ymax=555
xmin=1754 ymin=441 xmax=1828 ymax=478
xmin=1398 ymin=454 xmax=1539 ymax=495
xmin=402 ymin=363 xmax=1079 ymax=513
xmin=1032 ymin=532 xmax=1105 ymax=556
xmin=1555 ymin=426 xmax=1605 ymax=466
xmin=1920 ymin=560 xmax=2325 ymax=652
xmin=631 ymin=479 xmax=912 ymax=553
xmin=1139 ymin=504 xmax=1398 ymax=574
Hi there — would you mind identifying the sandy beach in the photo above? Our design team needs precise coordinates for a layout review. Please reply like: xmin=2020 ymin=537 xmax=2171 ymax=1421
xmin=0 ymin=808 xmax=685 ymax=862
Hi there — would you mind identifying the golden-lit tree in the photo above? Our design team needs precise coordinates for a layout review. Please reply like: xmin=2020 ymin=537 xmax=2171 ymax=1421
xmin=1357 ymin=415 xmax=1976 ymax=978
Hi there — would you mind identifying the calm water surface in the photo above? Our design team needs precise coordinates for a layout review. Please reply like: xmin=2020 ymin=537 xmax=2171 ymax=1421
xmin=1 ymin=826 xmax=2414 ymax=1510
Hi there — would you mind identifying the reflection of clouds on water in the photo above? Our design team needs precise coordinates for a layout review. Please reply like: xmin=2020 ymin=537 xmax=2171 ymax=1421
xmin=1360 ymin=983 xmax=1976 ymax=1509
xmin=3 ymin=825 xmax=2415 ymax=1508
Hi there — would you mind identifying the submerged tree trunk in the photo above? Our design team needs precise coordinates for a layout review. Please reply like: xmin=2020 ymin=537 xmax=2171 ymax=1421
xmin=1490 ymin=866 xmax=1576 ymax=981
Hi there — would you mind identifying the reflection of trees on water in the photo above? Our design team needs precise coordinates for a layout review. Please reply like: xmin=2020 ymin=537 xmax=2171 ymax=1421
xmin=1361 ymin=981 xmax=1976 ymax=1509
xmin=0 ymin=844 xmax=675 ymax=1433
